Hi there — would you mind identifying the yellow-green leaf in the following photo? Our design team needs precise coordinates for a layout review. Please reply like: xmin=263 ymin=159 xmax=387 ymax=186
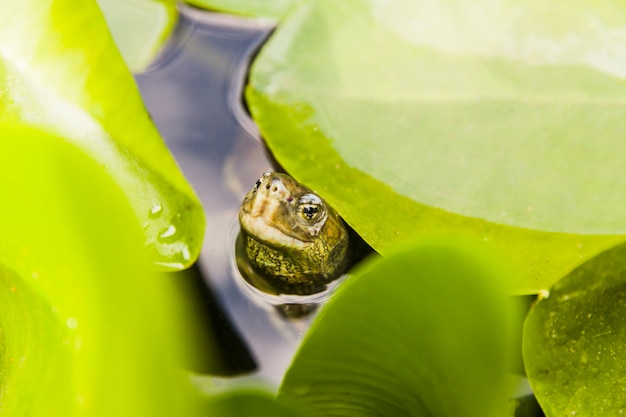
xmin=247 ymin=0 xmax=626 ymax=293
xmin=0 ymin=125 xmax=201 ymax=416
xmin=280 ymin=241 xmax=520 ymax=417
xmin=0 ymin=0 xmax=204 ymax=269
xmin=524 ymin=242 xmax=626 ymax=417
xmin=97 ymin=0 xmax=178 ymax=71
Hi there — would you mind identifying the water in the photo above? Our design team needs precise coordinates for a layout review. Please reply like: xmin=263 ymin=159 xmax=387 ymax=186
xmin=135 ymin=6 xmax=308 ymax=387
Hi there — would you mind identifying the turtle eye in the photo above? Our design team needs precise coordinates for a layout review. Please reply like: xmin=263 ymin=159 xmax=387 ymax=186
xmin=296 ymin=194 xmax=324 ymax=222
xmin=298 ymin=204 xmax=320 ymax=221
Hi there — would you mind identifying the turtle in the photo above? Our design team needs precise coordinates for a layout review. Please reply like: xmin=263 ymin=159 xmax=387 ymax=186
xmin=238 ymin=172 xmax=350 ymax=294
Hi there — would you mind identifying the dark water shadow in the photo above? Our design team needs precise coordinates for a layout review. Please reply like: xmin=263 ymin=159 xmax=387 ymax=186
xmin=168 ymin=263 xmax=257 ymax=375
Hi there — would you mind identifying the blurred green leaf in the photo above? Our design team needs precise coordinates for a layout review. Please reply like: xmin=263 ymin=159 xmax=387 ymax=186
xmin=0 ymin=125 xmax=202 ymax=416
xmin=97 ymin=0 xmax=178 ymax=71
xmin=205 ymin=390 xmax=303 ymax=417
xmin=279 ymin=241 xmax=519 ymax=417
xmin=523 ymin=242 xmax=626 ymax=416
xmin=0 ymin=0 xmax=204 ymax=270
xmin=184 ymin=0 xmax=299 ymax=20
xmin=0 ymin=263 xmax=75 ymax=415
xmin=246 ymin=0 xmax=626 ymax=293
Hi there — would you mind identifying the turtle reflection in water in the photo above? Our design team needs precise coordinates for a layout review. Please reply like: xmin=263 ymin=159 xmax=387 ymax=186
xmin=238 ymin=172 xmax=350 ymax=296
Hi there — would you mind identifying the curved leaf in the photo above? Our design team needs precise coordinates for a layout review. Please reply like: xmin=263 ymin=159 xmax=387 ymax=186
xmin=523 ymin=242 xmax=626 ymax=416
xmin=246 ymin=0 xmax=626 ymax=292
xmin=184 ymin=0 xmax=299 ymax=20
xmin=0 ymin=264 xmax=74 ymax=415
xmin=0 ymin=0 xmax=204 ymax=269
xmin=279 ymin=241 xmax=519 ymax=417
xmin=97 ymin=0 xmax=178 ymax=72
xmin=205 ymin=390 xmax=303 ymax=417
xmin=0 ymin=125 xmax=202 ymax=415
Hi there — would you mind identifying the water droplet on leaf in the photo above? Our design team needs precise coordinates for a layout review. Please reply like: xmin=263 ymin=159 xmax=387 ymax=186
xmin=149 ymin=203 xmax=163 ymax=218
xmin=159 ymin=225 xmax=176 ymax=239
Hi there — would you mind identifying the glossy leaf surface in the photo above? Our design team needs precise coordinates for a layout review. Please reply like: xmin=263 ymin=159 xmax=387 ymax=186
xmin=205 ymin=390 xmax=303 ymax=417
xmin=0 ymin=126 xmax=201 ymax=416
xmin=279 ymin=241 xmax=519 ymax=417
xmin=97 ymin=0 xmax=178 ymax=71
xmin=0 ymin=0 xmax=204 ymax=269
xmin=246 ymin=0 xmax=626 ymax=293
xmin=524 ymin=242 xmax=626 ymax=417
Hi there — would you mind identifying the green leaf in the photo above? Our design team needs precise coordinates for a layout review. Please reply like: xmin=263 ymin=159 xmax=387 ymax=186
xmin=0 ymin=0 xmax=204 ymax=270
xmin=205 ymin=390 xmax=303 ymax=417
xmin=184 ymin=0 xmax=299 ymax=20
xmin=279 ymin=240 xmax=519 ymax=417
xmin=246 ymin=0 xmax=626 ymax=293
xmin=0 ymin=125 xmax=202 ymax=415
xmin=0 ymin=263 xmax=75 ymax=415
xmin=523 ymin=242 xmax=626 ymax=416
xmin=96 ymin=0 xmax=178 ymax=72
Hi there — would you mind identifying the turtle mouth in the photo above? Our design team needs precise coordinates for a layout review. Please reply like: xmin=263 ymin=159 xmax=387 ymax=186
xmin=239 ymin=172 xmax=320 ymax=246
xmin=240 ymin=195 xmax=321 ymax=245
xmin=239 ymin=213 xmax=311 ymax=249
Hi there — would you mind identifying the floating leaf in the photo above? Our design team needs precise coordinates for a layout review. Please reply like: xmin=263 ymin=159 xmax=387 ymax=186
xmin=185 ymin=0 xmax=299 ymax=20
xmin=279 ymin=241 xmax=519 ymax=417
xmin=0 ymin=0 xmax=204 ymax=269
xmin=523 ymin=242 xmax=626 ymax=416
xmin=0 ymin=125 xmax=202 ymax=415
xmin=97 ymin=0 xmax=178 ymax=71
xmin=246 ymin=0 xmax=626 ymax=293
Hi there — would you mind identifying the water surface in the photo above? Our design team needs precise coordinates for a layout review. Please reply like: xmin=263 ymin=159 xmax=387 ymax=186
xmin=136 ymin=7 xmax=306 ymax=386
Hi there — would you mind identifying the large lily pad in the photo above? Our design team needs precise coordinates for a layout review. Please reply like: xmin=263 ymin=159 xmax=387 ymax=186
xmin=523 ymin=242 xmax=626 ymax=416
xmin=0 ymin=0 xmax=204 ymax=269
xmin=0 ymin=126 xmax=203 ymax=415
xmin=279 ymin=241 xmax=519 ymax=416
xmin=246 ymin=0 xmax=626 ymax=292
xmin=96 ymin=0 xmax=178 ymax=71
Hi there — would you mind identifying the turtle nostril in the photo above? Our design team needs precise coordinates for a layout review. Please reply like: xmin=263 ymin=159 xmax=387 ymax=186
xmin=268 ymin=179 xmax=282 ymax=193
